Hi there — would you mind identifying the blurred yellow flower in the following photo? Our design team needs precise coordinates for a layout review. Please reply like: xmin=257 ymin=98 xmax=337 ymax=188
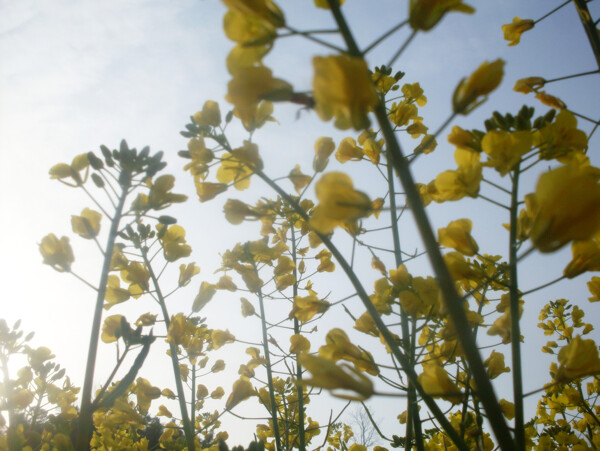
xmin=158 ymin=224 xmax=192 ymax=262
xmin=313 ymin=55 xmax=379 ymax=130
xmin=530 ymin=163 xmax=600 ymax=252
xmin=309 ymin=172 xmax=371 ymax=234
xmin=535 ymin=91 xmax=566 ymax=110
xmin=453 ymin=60 xmax=505 ymax=114
xmin=40 ymin=234 xmax=74 ymax=272
xmin=290 ymin=295 xmax=330 ymax=323
xmin=438 ymin=218 xmax=479 ymax=256
xmin=534 ymin=110 xmax=588 ymax=162
xmin=418 ymin=362 xmax=462 ymax=404
xmin=222 ymin=0 xmax=285 ymax=28
xmin=502 ymin=17 xmax=534 ymax=46
xmin=564 ymin=239 xmax=600 ymax=278
xmin=484 ymin=350 xmax=510 ymax=379
xmin=226 ymin=377 xmax=255 ymax=410
xmin=178 ymin=263 xmax=200 ymax=287
xmin=555 ymin=335 xmax=600 ymax=382
xmin=71 ymin=208 xmax=102 ymax=239
xmin=409 ymin=0 xmax=474 ymax=31
xmin=513 ymin=76 xmax=545 ymax=94
xmin=313 ymin=137 xmax=335 ymax=172
xmin=481 ymin=130 xmax=532 ymax=176
xmin=193 ymin=100 xmax=221 ymax=127
xmin=212 ymin=329 xmax=236 ymax=349
xmin=290 ymin=334 xmax=311 ymax=354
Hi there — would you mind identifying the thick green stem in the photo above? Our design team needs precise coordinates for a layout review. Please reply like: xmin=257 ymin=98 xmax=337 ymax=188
xmin=142 ymin=248 xmax=196 ymax=451
xmin=291 ymin=227 xmax=306 ymax=451
xmin=76 ymin=183 xmax=128 ymax=451
xmin=509 ymin=165 xmax=524 ymax=449
xmin=253 ymin=264 xmax=283 ymax=451
xmin=573 ymin=0 xmax=600 ymax=71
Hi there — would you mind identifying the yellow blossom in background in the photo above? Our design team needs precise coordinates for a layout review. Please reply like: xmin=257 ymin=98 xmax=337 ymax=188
xmin=354 ymin=311 xmax=379 ymax=337
xmin=409 ymin=0 xmax=474 ymax=31
xmin=211 ymin=360 xmax=226 ymax=373
xmin=158 ymin=224 xmax=192 ymax=262
xmin=309 ymin=172 xmax=371 ymax=234
xmin=481 ymin=130 xmax=532 ymax=176
xmin=40 ymin=234 xmax=74 ymax=272
xmin=211 ymin=386 xmax=225 ymax=399
xmin=487 ymin=305 xmax=521 ymax=344
xmin=447 ymin=125 xmax=480 ymax=152
xmin=388 ymin=100 xmax=418 ymax=127
xmin=402 ymin=82 xmax=427 ymax=106
xmin=534 ymin=110 xmax=588 ymax=162
xmin=336 ymin=137 xmax=364 ymax=163
xmin=71 ymin=208 xmax=102 ymax=239
xmin=513 ymin=76 xmax=545 ymax=94
xmin=224 ymin=199 xmax=256 ymax=225
xmin=430 ymin=149 xmax=482 ymax=202
xmin=212 ymin=329 xmax=235 ymax=349
xmin=148 ymin=174 xmax=188 ymax=210
xmin=289 ymin=334 xmax=311 ymax=354
xmin=535 ymin=91 xmax=567 ymax=110
xmin=502 ymin=17 xmax=535 ymax=46
xmin=500 ymin=399 xmax=515 ymax=420
xmin=193 ymin=100 xmax=221 ymax=127
xmin=438 ymin=218 xmax=479 ymax=256
xmin=104 ymin=274 xmax=131 ymax=309
xmin=313 ymin=137 xmax=335 ymax=172
xmin=216 ymin=275 xmax=237 ymax=291
xmin=178 ymin=263 xmax=200 ymax=287
xmin=288 ymin=165 xmax=311 ymax=193
xmin=555 ymin=336 xmax=600 ymax=382
xmin=564 ymin=239 xmax=600 ymax=278
xmin=157 ymin=405 xmax=173 ymax=418
xmin=418 ymin=362 xmax=462 ymax=404
xmin=240 ymin=297 xmax=256 ymax=317
xmin=101 ymin=315 xmax=124 ymax=343
xmin=226 ymin=66 xmax=292 ymax=129
xmin=222 ymin=0 xmax=285 ymax=28
xmin=133 ymin=377 xmax=161 ymax=414
xmin=223 ymin=10 xmax=277 ymax=49
xmin=216 ymin=154 xmax=254 ymax=190
xmin=298 ymin=354 xmax=374 ymax=401
xmin=121 ymin=261 xmax=150 ymax=296
xmin=319 ymin=328 xmax=379 ymax=375
xmin=484 ymin=350 xmax=510 ymax=379
xmin=49 ymin=153 xmax=89 ymax=185
xmin=588 ymin=277 xmax=600 ymax=302
xmin=530 ymin=163 xmax=600 ymax=252
xmin=453 ymin=60 xmax=505 ymax=114
xmin=136 ymin=313 xmax=157 ymax=327
xmin=290 ymin=295 xmax=330 ymax=322
xmin=313 ymin=54 xmax=379 ymax=130
xmin=194 ymin=181 xmax=228 ymax=202
xmin=226 ymin=377 xmax=255 ymax=410
xmin=193 ymin=282 xmax=217 ymax=312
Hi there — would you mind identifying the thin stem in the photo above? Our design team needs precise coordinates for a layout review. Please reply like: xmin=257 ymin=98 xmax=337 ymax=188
xmin=545 ymin=69 xmax=600 ymax=83
xmin=387 ymin=30 xmax=417 ymax=68
xmin=509 ymin=164 xmax=524 ymax=449
xmin=282 ymin=25 xmax=345 ymax=53
xmin=142 ymin=244 xmax=196 ymax=451
xmin=534 ymin=0 xmax=571 ymax=24
xmin=364 ymin=20 xmax=408 ymax=54
xmin=253 ymin=262 xmax=283 ymax=451
xmin=573 ymin=0 xmax=600 ymax=70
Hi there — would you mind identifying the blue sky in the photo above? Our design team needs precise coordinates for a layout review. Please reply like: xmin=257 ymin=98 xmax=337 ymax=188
xmin=1 ymin=0 xmax=599 ymax=445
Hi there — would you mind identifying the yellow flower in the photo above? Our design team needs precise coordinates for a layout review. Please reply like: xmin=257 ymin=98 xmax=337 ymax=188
xmin=513 ymin=76 xmax=545 ymax=94
xmin=481 ymin=130 xmax=532 ymax=176
xmin=223 ymin=10 xmax=277 ymax=48
xmin=193 ymin=100 xmax=221 ymax=127
xmin=193 ymin=282 xmax=217 ymax=312
xmin=430 ymin=149 xmax=482 ymax=202
xmin=71 ymin=208 xmax=102 ymax=239
xmin=178 ymin=263 xmax=200 ymax=287
xmin=133 ymin=377 xmax=161 ymax=414
xmin=211 ymin=359 xmax=226 ymax=373
xmin=240 ymin=297 xmax=256 ymax=317
xmin=216 ymin=275 xmax=237 ymax=291
xmin=438 ymin=218 xmax=479 ymax=256
xmin=226 ymin=377 xmax=255 ymax=410
xmin=409 ymin=0 xmax=474 ymax=31
xmin=309 ymin=172 xmax=371 ymax=234
xmin=402 ymin=82 xmax=427 ymax=106
xmin=49 ymin=153 xmax=89 ymax=185
xmin=530 ymin=163 xmax=600 ymax=252
xmin=148 ymin=175 xmax=188 ymax=210
xmin=314 ymin=0 xmax=345 ymax=9
xmin=564 ymin=239 xmax=600 ymax=278
xmin=313 ymin=55 xmax=379 ymax=130
xmin=500 ymin=399 xmax=515 ymax=420
xmin=289 ymin=334 xmax=311 ymax=354
xmin=336 ymin=137 xmax=364 ymax=163
xmin=121 ymin=261 xmax=150 ymax=295
xmin=195 ymin=181 xmax=228 ymax=202
xmin=216 ymin=154 xmax=254 ymax=191
xmin=104 ymin=275 xmax=131 ymax=309
xmin=226 ymin=66 xmax=292 ymax=129
xmin=290 ymin=295 xmax=330 ymax=323
xmin=418 ymin=362 xmax=462 ymax=404
xmin=289 ymin=165 xmax=311 ymax=193
xmin=453 ymin=60 xmax=505 ymax=114
xmin=157 ymin=405 xmax=173 ymax=418
xmin=389 ymin=100 xmax=418 ymax=127
xmin=211 ymin=386 xmax=225 ymax=399
xmin=502 ymin=17 xmax=535 ymax=46
xmin=534 ymin=110 xmax=588 ymax=162
xmin=222 ymin=0 xmax=285 ymax=29
xmin=319 ymin=328 xmax=379 ymax=375
xmin=535 ymin=91 xmax=567 ymax=110
xmin=487 ymin=305 xmax=521 ymax=344
xmin=484 ymin=350 xmax=510 ymax=379
xmin=40 ymin=234 xmax=74 ymax=272
xmin=158 ymin=224 xmax=192 ymax=262
xmin=298 ymin=353 xmax=374 ymax=401
xmin=555 ymin=335 xmax=600 ymax=382
xmin=212 ymin=329 xmax=236 ymax=349
xmin=313 ymin=137 xmax=335 ymax=172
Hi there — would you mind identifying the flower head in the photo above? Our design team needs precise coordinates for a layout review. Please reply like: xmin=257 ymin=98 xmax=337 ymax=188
xmin=453 ymin=60 xmax=505 ymax=114
xmin=409 ymin=0 xmax=474 ymax=31
xmin=40 ymin=234 xmax=74 ymax=272
xmin=502 ymin=17 xmax=535 ymax=46
xmin=313 ymin=55 xmax=379 ymax=130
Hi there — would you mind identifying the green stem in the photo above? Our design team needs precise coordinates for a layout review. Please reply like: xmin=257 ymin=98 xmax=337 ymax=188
xmin=509 ymin=165 xmax=524 ymax=449
xmin=76 ymin=182 xmax=128 ymax=451
xmin=142 ymin=246 xmax=196 ymax=451
xmin=291 ymin=227 xmax=306 ymax=451
xmin=573 ymin=0 xmax=600 ymax=70
xmin=253 ymin=262 xmax=283 ymax=451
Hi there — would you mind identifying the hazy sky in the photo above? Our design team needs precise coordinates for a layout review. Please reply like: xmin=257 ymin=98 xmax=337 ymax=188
xmin=1 ymin=0 xmax=599 ymax=444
